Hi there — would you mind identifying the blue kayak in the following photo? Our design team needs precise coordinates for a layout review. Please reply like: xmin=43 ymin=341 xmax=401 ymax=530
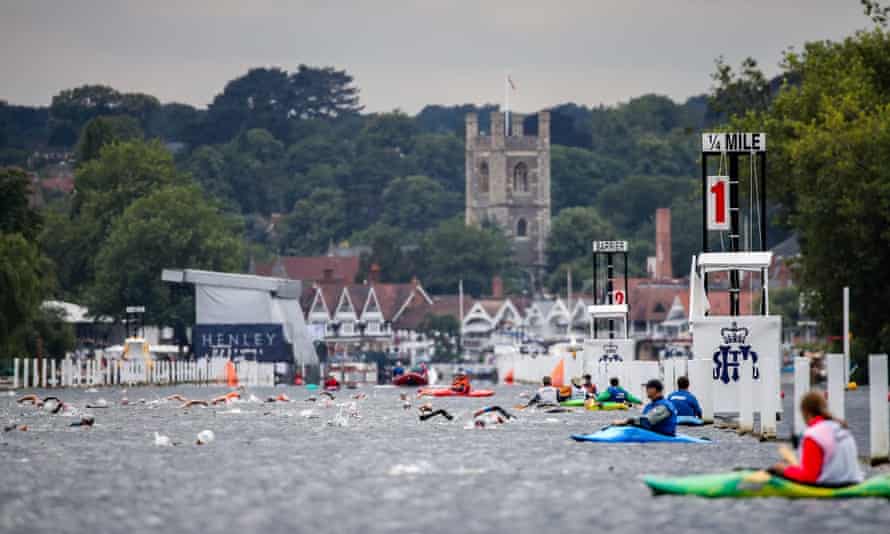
xmin=571 ymin=426 xmax=711 ymax=444
xmin=677 ymin=415 xmax=704 ymax=426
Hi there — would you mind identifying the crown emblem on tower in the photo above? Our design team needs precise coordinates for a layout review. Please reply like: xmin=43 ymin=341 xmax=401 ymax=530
xmin=720 ymin=322 xmax=749 ymax=345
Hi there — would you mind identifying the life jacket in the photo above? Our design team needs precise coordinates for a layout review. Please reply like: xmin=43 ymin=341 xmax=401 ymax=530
xmin=536 ymin=386 xmax=558 ymax=405
xmin=642 ymin=397 xmax=678 ymax=436
xmin=606 ymin=386 xmax=627 ymax=402
xmin=324 ymin=377 xmax=340 ymax=389
xmin=667 ymin=390 xmax=700 ymax=417
xmin=451 ymin=377 xmax=471 ymax=393
xmin=393 ymin=367 xmax=405 ymax=377
xmin=570 ymin=384 xmax=586 ymax=400
xmin=802 ymin=419 xmax=864 ymax=484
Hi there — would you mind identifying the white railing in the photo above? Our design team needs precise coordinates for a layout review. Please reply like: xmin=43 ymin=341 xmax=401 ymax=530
xmin=10 ymin=357 xmax=276 ymax=389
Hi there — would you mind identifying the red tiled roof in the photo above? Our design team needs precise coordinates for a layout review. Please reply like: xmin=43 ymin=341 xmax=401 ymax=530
xmin=254 ymin=256 xmax=360 ymax=284
xmin=41 ymin=176 xmax=75 ymax=194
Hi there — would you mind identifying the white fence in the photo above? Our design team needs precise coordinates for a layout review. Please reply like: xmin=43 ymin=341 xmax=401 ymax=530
xmin=11 ymin=357 xmax=275 ymax=389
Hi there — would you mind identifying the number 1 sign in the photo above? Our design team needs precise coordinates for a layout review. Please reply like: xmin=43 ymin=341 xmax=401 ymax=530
xmin=707 ymin=175 xmax=730 ymax=231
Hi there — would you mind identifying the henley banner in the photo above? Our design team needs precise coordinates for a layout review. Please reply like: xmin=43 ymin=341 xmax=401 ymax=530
xmin=193 ymin=324 xmax=291 ymax=362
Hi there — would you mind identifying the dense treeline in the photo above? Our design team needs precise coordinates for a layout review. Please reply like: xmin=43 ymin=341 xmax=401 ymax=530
xmin=1 ymin=63 xmax=716 ymax=304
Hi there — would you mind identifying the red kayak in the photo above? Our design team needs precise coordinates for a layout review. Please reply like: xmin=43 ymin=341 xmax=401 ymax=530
xmin=393 ymin=372 xmax=428 ymax=387
xmin=418 ymin=388 xmax=495 ymax=398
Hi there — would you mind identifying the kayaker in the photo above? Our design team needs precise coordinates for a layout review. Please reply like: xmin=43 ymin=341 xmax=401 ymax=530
xmin=582 ymin=374 xmax=598 ymax=397
xmin=667 ymin=376 xmax=702 ymax=418
xmin=450 ymin=370 xmax=471 ymax=394
xmin=393 ymin=361 xmax=406 ymax=378
xmin=526 ymin=375 xmax=559 ymax=407
xmin=769 ymin=390 xmax=863 ymax=486
xmin=324 ymin=374 xmax=341 ymax=391
xmin=612 ymin=379 xmax=678 ymax=436
xmin=569 ymin=377 xmax=587 ymax=401
xmin=597 ymin=377 xmax=643 ymax=405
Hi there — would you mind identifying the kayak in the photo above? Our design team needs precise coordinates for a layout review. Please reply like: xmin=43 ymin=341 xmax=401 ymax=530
xmin=585 ymin=401 xmax=630 ymax=411
xmin=558 ymin=398 xmax=627 ymax=408
xmin=677 ymin=415 xmax=704 ymax=426
xmin=571 ymin=426 xmax=711 ymax=444
xmin=418 ymin=388 xmax=495 ymax=398
xmin=644 ymin=470 xmax=890 ymax=499
xmin=393 ymin=372 xmax=428 ymax=387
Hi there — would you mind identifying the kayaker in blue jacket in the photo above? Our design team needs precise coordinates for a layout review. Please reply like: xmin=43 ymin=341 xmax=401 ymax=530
xmin=595 ymin=377 xmax=643 ymax=405
xmin=392 ymin=361 xmax=405 ymax=378
xmin=667 ymin=376 xmax=702 ymax=418
xmin=613 ymin=379 xmax=678 ymax=436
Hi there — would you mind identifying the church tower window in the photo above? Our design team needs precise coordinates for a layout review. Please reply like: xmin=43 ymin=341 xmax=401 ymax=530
xmin=517 ymin=218 xmax=528 ymax=237
xmin=479 ymin=161 xmax=489 ymax=193
xmin=513 ymin=162 xmax=528 ymax=192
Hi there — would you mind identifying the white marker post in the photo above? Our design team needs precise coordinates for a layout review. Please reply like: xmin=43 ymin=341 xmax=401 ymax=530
xmin=793 ymin=357 xmax=810 ymax=436
xmin=737 ymin=359 xmax=754 ymax=434
xmin=33 ymin=359 xmax=39 ymax=389
xmin=49 ymin=359 xmax=56 ymax=387
xmin=759 ymin=357 xmax=777 ymax=439
xmin=13 ymin=358 xmax=19 ymax=389
xmin=22 ymin=359 xmax=29 ymax=389
xmin=41 ymin=359 xmax=47 ymax=388
xmin=843 ymin=287 xmax=850 ymax=384
xmin=869 ymin=354 xmax=889 ymax=465
xmin=689 ymin=358 xmax=714 ymax=424
xmin=827 ymin=353 xmax=845 ymax=419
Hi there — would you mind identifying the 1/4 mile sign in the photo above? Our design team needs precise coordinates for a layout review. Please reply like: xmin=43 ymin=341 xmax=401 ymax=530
xmin=702 ymin=132 xmax=766 ymax=153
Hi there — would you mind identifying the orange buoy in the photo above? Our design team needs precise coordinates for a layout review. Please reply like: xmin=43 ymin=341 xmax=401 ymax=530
xmin=225 ymin=360 xmax=239 ymax=387
xmin=504 ymin=369 xmax=514 ymax=385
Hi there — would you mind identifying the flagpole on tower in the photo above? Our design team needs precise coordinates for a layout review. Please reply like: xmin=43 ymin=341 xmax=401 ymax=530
xmin=504 ymin=72 xmax=510 ymax=136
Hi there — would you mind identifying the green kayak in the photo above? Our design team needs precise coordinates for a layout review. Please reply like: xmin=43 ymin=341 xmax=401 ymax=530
xmin=558 ymin=399 xmax=628 ymax=410
xmin=645 ymin=470 xmax=890 ymax=499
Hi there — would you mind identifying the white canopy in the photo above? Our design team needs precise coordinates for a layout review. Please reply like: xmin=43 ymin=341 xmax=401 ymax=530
xmin=696 ymin=252 xmax=772 ymax=273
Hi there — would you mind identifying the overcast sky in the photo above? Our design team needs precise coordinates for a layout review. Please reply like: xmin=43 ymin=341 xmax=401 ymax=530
xmin=1 ymin=1 xmax=874 ymax=113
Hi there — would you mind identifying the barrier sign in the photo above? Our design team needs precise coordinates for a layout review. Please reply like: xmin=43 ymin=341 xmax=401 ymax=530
xmin=702 ymin=132 xmax=766 ymax=153
xmin=612 ymin=290 xmax=626 ymax=305
xmin=593 ymin=240 xmax=628 ymax=252
xmin=707 ymin=175 xmax=730 ymax=231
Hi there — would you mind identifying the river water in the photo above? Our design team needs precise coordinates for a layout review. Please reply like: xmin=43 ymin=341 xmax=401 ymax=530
xmin=1 ymin=384 xmax=888 ymax=534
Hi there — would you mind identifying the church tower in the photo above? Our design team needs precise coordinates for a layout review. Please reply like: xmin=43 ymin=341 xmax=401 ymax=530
xmin=465 ymin=111 xmax=551 ymax=283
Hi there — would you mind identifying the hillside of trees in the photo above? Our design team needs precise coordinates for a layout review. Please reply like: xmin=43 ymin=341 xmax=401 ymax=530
xmin=1 ymin=65 xmax=722 ymax=305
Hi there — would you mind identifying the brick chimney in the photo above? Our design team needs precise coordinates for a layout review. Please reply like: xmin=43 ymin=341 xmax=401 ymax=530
xmin=491 ymin=275 xmax=504 ymax=299
xmin=655 ymin=208 xmax=672 ymax=279
xmin=369 ymin=263 xmax=381 ymax=284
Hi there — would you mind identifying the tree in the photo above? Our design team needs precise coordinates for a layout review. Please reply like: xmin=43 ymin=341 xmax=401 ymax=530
xmin=89 ymin=185 xmax=244 ymax=325
xmin=381 ymin=175 xmax=460 ymax=234
xmin=205 ymin=65 xmax=362 ymax=142
xmin=75 ymin=115 xmax=144 ymax=164
xmin=0 ymin=235 xmax=49 ymax=362
xmin=405 ymin=133 xmax=464 ymax=192
xmin=418 ymin=218 xmax=513 ymax=296
xmin=351 ymin=223 xmax=417 ymax=283
xmin=1 ymin=167 xmax=41 ymax=240
xmin=550 ymin=145 xmax=615 ymax=212
xmin=709 ymin=57 xmax=772 ymax=120
xmin=288 ymin=64 xmax=362 ymax=120
xmin=546 ymin=207 xmax=617 ymax=290
xmin=50 ymin=85 xmax=159 ymax=146
xmin=278 ymin=188 xmax=347 ymax=255
xmin=43 ymin=140 xmax=188 ymax=297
